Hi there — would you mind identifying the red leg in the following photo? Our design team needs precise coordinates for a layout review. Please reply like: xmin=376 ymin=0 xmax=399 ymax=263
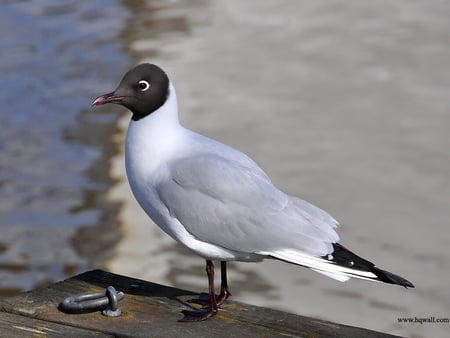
xmin=180 ymin=260 xmax=218 ymax=321
xmin=184 ymin=261 xmax=232 ymax=308
xmin=217 ymin=261 xmax=231 ymax=306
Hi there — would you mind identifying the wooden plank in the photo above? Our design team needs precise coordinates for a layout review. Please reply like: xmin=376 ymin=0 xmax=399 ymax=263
xmin=0 ymin=312 xmax=112 ymax=337
xmin=0 ymin=270 xmax=401 ymax=338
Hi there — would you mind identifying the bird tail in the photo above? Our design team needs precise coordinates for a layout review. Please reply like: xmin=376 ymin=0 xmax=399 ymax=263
xmin=265 ymin=243 xmax=414 ymax=288
xmin=370 ymin=266 xmax=414 ymax=287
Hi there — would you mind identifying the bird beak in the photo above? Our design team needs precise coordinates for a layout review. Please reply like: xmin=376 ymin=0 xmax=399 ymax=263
xmin=92 ymin=91 xmax=123 ymax=106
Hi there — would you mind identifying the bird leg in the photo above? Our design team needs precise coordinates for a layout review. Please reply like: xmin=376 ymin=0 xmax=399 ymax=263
xmin=184 ymin=261 xmax=231 ymax=307
xmin=217 ymin=261 xmax=231 ymax=306
xmin=181 ymin=260 xmax=217 ymax=321
xmin=180 ymin=260 xmax=231 ymax=321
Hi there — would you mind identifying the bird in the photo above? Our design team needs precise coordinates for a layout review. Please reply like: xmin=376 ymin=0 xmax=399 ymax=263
xmin=92 ymin=63 xmax=414 ymax=321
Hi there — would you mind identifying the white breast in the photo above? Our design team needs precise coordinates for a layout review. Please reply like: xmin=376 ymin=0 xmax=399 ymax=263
xmin=124 ymin=83 xmax=264 ymax=261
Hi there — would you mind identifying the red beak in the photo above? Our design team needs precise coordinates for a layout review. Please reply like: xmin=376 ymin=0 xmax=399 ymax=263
xmin=92 ymin=92 xmax=123 ymax=106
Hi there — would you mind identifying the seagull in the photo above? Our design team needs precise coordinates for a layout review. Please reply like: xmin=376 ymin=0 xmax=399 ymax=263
xmin=93 ymin=63 xmax=414 ymax=321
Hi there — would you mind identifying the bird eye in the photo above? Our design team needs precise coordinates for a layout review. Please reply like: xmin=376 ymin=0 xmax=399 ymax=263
xmin=138 ymin=80 xmax=150 ymax=91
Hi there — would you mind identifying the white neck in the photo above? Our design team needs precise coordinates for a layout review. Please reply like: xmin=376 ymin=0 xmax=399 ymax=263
xmin=135 ymin=82 xmax=179 ymax=126
xmin=125 ymin=82 xmax=183 ymax=178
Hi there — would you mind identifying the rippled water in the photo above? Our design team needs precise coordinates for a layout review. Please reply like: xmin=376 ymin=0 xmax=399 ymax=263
xmin=0 ymin=0 xmax=129 ymax=294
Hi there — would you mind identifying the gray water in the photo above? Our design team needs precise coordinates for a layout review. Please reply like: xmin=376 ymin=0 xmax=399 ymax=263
xmin=1 ymin=1 xmax=449 ymax=338
xmin=0 ymin=0 xmax=129 ymax=294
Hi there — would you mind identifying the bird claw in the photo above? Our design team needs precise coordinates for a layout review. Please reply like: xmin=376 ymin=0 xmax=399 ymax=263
xmin=178 ymin=261 xmax=232 ymax=322
xmin=217 ymin=288 xmax=231 ymax=306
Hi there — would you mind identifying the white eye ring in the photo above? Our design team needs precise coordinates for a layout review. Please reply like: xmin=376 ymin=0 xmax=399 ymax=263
xmin=138 ymin=80 xmax=150 ymax=91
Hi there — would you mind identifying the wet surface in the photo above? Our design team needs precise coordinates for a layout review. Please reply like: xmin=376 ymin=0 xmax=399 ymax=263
xmin=0 ymin=0 xmax=130 ymax=294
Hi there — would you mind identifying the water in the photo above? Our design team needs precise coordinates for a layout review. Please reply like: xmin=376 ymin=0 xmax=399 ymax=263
xmin=1 ymin=1 xmax=449 ymax=337
xmin=0 ymin=0 xmax=130 ymax=294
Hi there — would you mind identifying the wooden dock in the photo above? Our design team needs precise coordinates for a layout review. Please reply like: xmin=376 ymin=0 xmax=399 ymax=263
xmin=0 ymin=269 xmax=401 ymax=337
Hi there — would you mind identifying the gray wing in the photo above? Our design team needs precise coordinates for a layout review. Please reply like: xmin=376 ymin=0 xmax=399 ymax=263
xmin=156 ymin=154 xmax=339 ymax=256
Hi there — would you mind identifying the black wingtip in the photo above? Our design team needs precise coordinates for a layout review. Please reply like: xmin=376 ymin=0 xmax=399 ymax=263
xmin=328 ymin=243 xmax=414 ymax=288
xmin=371 ymin=266 xmax=415 ymax=288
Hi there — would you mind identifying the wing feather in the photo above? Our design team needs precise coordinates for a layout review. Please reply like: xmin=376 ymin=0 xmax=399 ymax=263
xmin=156 ymin=153 xmax=339 ymax=256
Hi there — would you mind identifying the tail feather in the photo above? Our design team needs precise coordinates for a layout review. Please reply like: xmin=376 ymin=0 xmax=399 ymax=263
xmin=371 ymin=266 xmax=415 ymax=288
xmin=264 ymin=243 xmax=414 ymax=288
xmin=330 ymin=243 xmax=414 ymax=288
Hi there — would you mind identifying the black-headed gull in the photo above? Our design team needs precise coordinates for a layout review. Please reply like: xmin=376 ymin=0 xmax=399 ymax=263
xmin=93 ymin=63 xmax=414 ymax=321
